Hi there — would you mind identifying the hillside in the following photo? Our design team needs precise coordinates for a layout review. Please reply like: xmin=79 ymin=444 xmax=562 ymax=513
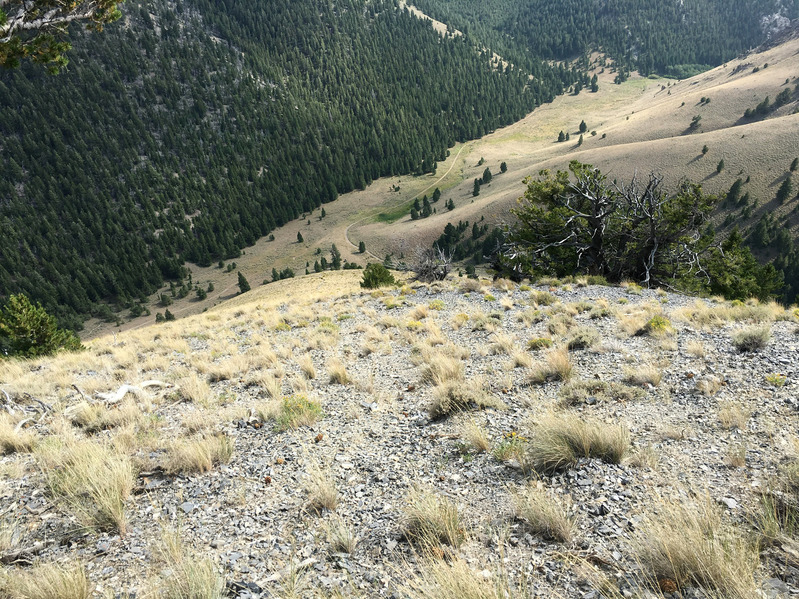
xmin=1 ymin=272 xmax=798 ymax=597
xmin=0 ymin=0 xmax=574 ymax=330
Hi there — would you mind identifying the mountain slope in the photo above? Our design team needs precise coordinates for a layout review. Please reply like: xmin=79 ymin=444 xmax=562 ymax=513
xmin=0 ymin=0 xmax=573 ymax=329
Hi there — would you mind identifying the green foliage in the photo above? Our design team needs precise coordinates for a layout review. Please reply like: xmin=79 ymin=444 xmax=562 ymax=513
xmin=237 ymin=272 xmax=251 ymax=294
xmin=0 ymin=294 xmax=82 ymax=358
xmin=717 ymin=159 xmax=725 ymax=173
xmin=297 ymin=231 xmax=304 ymax=243
xmin=358 ymin=241 xmax=366 ymax=253
xmin=0 ymin=0 xmax=122 ymax=72
xmin=500 ymin=162 xmax=780 ymax=300
xmin=777 ymin=176 xmax=793 ymax=205
xmin=360 ymin=263 xmax=396 ymax=289
xmin=500 ymin=161 xmax=508 ymax=173
xmin=482 ymin=167 xmax=492 ymax=184
xmin=330 ymin=244 xmax=342 ymax=270
xmin=579 ymin=119 xmax=587 ymax=133
xmin=473 ymin=178 xmax=480 ymax=196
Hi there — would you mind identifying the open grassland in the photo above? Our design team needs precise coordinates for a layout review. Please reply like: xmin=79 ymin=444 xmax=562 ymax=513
xmin=3 ymin=271 xmax=799 ymax=597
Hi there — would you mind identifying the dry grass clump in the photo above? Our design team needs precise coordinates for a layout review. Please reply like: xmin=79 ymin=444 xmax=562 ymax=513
xmin=488 ymin=332 xmax=515 ymax=355
xmin=402 ymin=557 xmax=520 ymax=599
xmin=731 ymin=325 xmax=771 ymax=352
xmin=684 ymin=339 xmax=707 ymax=357
xmin=327 ymin=515 xmax=358 ymax=554
xmin=153 ymin=531 xmax=225 ymax=599
xmin=511 ymin=484 xmax=575 ymax=543
xmin=623 ymin=364 xmax=662 ymax=387
xmin=458 ymin=420 xmax=491 ymax=453
xmin=260 ymin=394 xmax=323 ymax=430
xmin=558 ymin=379 xmax=608 ymax=406
xmin=565 ymin=326 xmax=600 ymax=350
xmin=459 ymin=278 xmax=484 ymax=293
xmin=528 ymin=347 xmax=574 ymax=384
xmin=166 ymin=434 xmax=234 ymax=474
xmin=695 ymin=375 xmax=723 ymax=396
xmin=67 ymin=399 xmax=144 ymax=433
xmin=403 ymin=489 xmax=465 ymax=548
xmin=297 ymin=354 xmax=316 ymax=379
xmin=524 ymin=415 xmax=629 ymax=474
xmin=626 ymin=444 xmax=659 ymax=469
xmin=635 ymin=496 xmax=760 ymax=599
xmin=0 ymin=561 xmax=91 ymax=599
xmin=526 ymin=336 xmax=553 ymax=351
xmin=39 ymin=441 xmax=134 ymax=534
xmin=327 ymin=358 xmax=352 ymax=384
xmin=304 ymin=461 xmax=339 ymax=513
xmin=530 ymin=290 xmax=557 ymax=306
xmin=429 ymin=380 xmax=506 ymax=420
xmin=0 ymin=415 xmax=36 ymax=454
xmin=547 ymin=313 xmax=576 ymax=336
xmin=178 ymin=373 xmax=214 ymax=406
xmin=718 ymin=401 xmax=750 ymax=430
xmin=470 ymin=311 xmax=502 ymax=332
xmin=420 ymin=354 xmax=464 ymax=386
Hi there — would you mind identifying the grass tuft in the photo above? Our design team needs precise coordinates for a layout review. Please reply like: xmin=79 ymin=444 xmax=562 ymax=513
xmin=154 ymin=530 xmax=225 ymax=599
xmin=512 ymin=484 xmax=575 ymax=543
xmin=528 ymin=347 xmax=574 ymax=384
xmin=39 ymin=441 xmax=134 ymax=534
xmin=731 ymin=325 xmax=771 ymax=352
xmin=166 ymin=434 xmax=234 ymax=474
xmin=1 ymin=562 xmax=91 ymax=599
xmin=524 ymin=415 xmax=629 ymax=474
xmin=429 ymin=380 xmax=505 ymax=420
xmin=0 ymin=415 xmax=36 ymax=454
xmin=404 ymin=489 xmax=465 ymax=548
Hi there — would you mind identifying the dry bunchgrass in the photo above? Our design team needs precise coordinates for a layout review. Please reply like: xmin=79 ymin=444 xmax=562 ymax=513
xmin=458 ymin=419 xmax=491 ymax=453
xmin=166 ymin=434 xmax=234 ymax=474
xmin=623 ymin=363 xmax=663 ymax=387
xmin=178 ymin=373 xmax=214 ymax=406
xmin=402 ymin=557 xmax=526 ymax=599
xmin=565 ymin=326 xmax=601 ymax=350
xmin=718 ymin=401 xmax=750 ymax=430
xmin=403 ymin=488 xmax=465 ymax=548
xmin=0 ymin=415 xmax=36 ymax=454
xmin=524 ymin=415 xmax=630 ymax=474
xmin=151 ymin=530 xmax=225 ymax=599
xmin=429 ymin=380 xmax=505 ymax=420
xmin=528 ymin=347 xmax=574 ymax=384
xmin=0 ymin=561 xmax=91 ymax=599
xmin=684 ymin=339 xmax=707 ymax=357
xmin=67 ymin=398 xmax=144 ymax=433
xmin=626 ymin=444 xmax=659 ymax=469
xmin=419 ymin=353 xmax=464 ymax=386
xmin=510 ymin=351 xmax=532 ymax=369
xmin=297 ymin=354 xmax=316 ymax=379
xmin=731 ymin=325 xmax=771 ymax=352
xmin=511 ymin=483 xmax=575 ymax=543
xmin=327 ymin=515 xmax=358 ymax=554
xmin=304 ymin=460 xmax=339 ymax=513
xmin=696 ymin=375 xmax=724 ymax=396
xmin=205 ymin=354 xmax=249 ymax=383
xmin=327 ymin=358 xmax=352 ymax=385
xmin=39 ymin=441 xmax=134 ymax=534
xmin=635 ymin=496 xmax=760 ymax=599
xmin=257 ymin=372 xmax=284 ymax=399
xmin=547 ymin=313 xmax=576 ymax=336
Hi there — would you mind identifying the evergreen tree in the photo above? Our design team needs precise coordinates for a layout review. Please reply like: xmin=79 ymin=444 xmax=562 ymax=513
xmin=482 ymin=167 xmax=492 ymax=184
xmin=411 ymin=207 xmax=420 ymax=220
xmin=777 ymin=176 xmax=793 ymax=204
xmin=791 ymin=158 xmax=798 ymax=172
xmin=0 ymin=294 xmax=82 ymax=358
xmin=577 ymin=134 xmax=584 ymax=146
xmin=579 ymin=120 xmax=587 ymax=133
xmin=590 ymin=74 xmax=598 ymax=92
xmin=331 ymin=244 xmax=342 ymax=270
xmin=237 ymin=271 xmax=251 ymax=294
xmin=558 ymin=131 xmax=566 ymax=142
xmin=717 ymin=159 xmax=725 ymax=173
xmin=358 ymin=241 xmax=366 ymax=253
xmin=297 ymin=231 xmax=304 ymax=243
xmin=500 ymin=162 xmax=508 ymax=173
xmin=432 ymin=188 xmax=441 ymax=202
xmin=321 ymin=207 xmax=326 ymax=219
xmin=473 ymin=179 xmax=480 ymax=196
xmin=164 ymin=309 xmax=175 ymax=321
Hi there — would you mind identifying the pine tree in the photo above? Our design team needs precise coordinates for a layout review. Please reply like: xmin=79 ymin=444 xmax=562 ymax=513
xmin=473 ymin=179 xmax=480 ymax=197
xmin=777 ymin=176 xmax=793 ymax=204
xmin=331 ymin=244 xmax=342 ymax=270
xmin=297 ymin=231 xmax=304 ymax=243
xmin=791 ymin=158 xmax=798 ymax=172
xmin=558 ymin=131 xmax=565 ymax=142
xmin=500 ymin=162 xmax=507 ymax=173
xmin=579 ymin=120 xmax=587 ymax=133
xmin=358 ymin=241 xmax=366 ymax=253
xmin=717 ymin=159 xmax=725 ymax=173
xmin=164 ymin=309 xmax=175 ymax=321
xmin=237 ymin=271 xmax=251 ymax=294
xmin=432 ymin=188 xmax=441 ymax=202
xmin=482 ymin=167 xmax=492 ymax=184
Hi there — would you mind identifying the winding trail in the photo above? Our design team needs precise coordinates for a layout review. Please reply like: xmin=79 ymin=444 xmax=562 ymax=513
xmin=343 ymin=142 xmax=469 ymax=260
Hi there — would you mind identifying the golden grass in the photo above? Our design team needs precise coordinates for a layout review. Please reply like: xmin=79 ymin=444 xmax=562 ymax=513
xmin=623 ymin=363 xmax=663 ymax=387
xmin=259 ymin=394 xmax=323 ymax=430
xmin=166 ymin=434 xmax=234 ymax=474
xmin=419 ymin=353 xmax=464 ymax=386
xmin=67 ymin=398 xmax=144 ymax=433
xmin=304 ymin=460 xmax=339 ymax=513
xmin=695 ymin=375 xmax=723 ymax=396
xmin=403 ymin=488 xmax=465 ymax=548
xmin=488 ymin=332 xmax=515 ymax=355
xmin=39 ymin=441 xmax=134 ymax=534
xmin=429 ymin=380 xmax=506 ymax=420
xmin=0 ymin=562 xmax=91 ymax=599
xmin=402 ymin=557 xmax=522 ymax=599
xmin=565 ymin=326 xmax=601 ymax=350
xmin=327 ymin=358 xmax=352 ymax=385
xmin=511 ymin=483 xmax=575 ymax=543
xmin=528 ymin=347 xmax=574 ymax=384
xmin=524 ymin=415 xmax=630 ymax=474
xmin=178 ymin=373 xmax=214 ymax=406
xmin=731 ymin=325 xmax=771 ymax=352
xmin=0 ymin=415 xmax=36 ymax=454
xmin=684 ymin=339 xmax=707 ymax=357
xmin=635 ymin=496 xmax=760 ymax=599
xmin=458 ymin=419 xmax=491 ymax=453
xmin=327 ymin=515 xmax=358 ymax=554
xmin=152 ymin=530 xmax=225 ymax=599
xmin=297 ymin=354 xmax=316 ymax=379
xmin=718 ymin=401 xmax=750 ymax=430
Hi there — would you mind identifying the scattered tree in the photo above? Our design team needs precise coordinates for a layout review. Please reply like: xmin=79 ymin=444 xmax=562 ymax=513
xmin=360 ymin=263 xmax=396 ymax=288
xmin=791 ymin=158 xmax=798 ymax=172
xmin=716 ymin=159 xmax=725 ymax=173
xmin=358 ymin=241 xmax=366 ymax=253
xmin=412 ymin=246 xmax=453 ymax=282
xmin=297 ymin=231 xmax=304 ymax=243
xmin=482 ymin=167 xmax=492 ymax=184
xmin=473 ymin=179 xmax=480 ymax=197
xmin=331 ymin=244 xmax=342 ymax=270
xmin=577 ymin=134 xmax=583 ymax=146
xmin=776 ymin=176 xmax=793 ymax=204
xmin=579 ymin=120 xmax=587 ymax=133
xmin=164 ymin=309 xmax=175 ymax=321
xmin=500 ymin=162 xmax=508 ymax=173
xmin=702 ymin=145 xmax=709 ymax=155
xmin=237 ymin=272 xmax=251 ymax=294
xmin=432 ymin=188 xmax=441 ymax=202
xmin=558 ymin=131 xmax=566 ymax=142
